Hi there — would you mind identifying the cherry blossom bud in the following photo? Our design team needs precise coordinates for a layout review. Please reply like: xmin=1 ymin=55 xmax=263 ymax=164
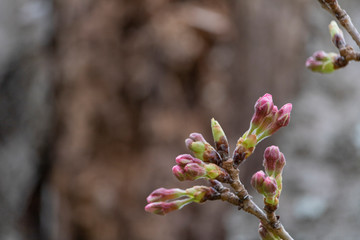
xmin=266 ymin=103 xmax=292 ymax=136
xmin=313 ymin=50 xmax=328 ymax=60
xmin=211 ymin=118 xmax=229 ymax=159
xmin=263 ymin=146 xmax=286 ymax=177
xmin=145 ymin=198 xmax=193 ymax=215
xmin=263 ymin=176 xmax=278 ymax=205
xmin=186 ymin=186 xmax=217 ymax=203
xmin=185 ymin=133 xmax=221 ymax=164
xmin=175 ymin=154 xmax=203 ymax=166
xmin=274 ymin=154 xmax=285 ymax=177
xmin=263 ymin=177 xmax=277 ymax=197
xmin=251 ymin=171 xmax=266 ymax=194
xmin=306 ymin=51 xmax=339 ymax=73
xmin=146 ymin=188 xmax=187 ymax=203
xmin=250 ymin=94 xmax=274 ymax=132
xmin=255 ymin=106 xmax=278 ymax=137
xmin=305 ymin=57 xmax=322 ymax=72
xmin=173 ymin=163 xmax=206 ymax=181
xmin=173 ymin=155 xmax=229 ymax=182
xmin=184 ymin=163 xmax=207 ymax=179
xmin=172 ymin=165 xmax=186 ymax=181
xmin=263 ymin=146 xmax=279 ymax=175
xmin=329 ymin=20 xmax=345 ymax=49
xmin=276 ymin=104 xmax=292 ymax=127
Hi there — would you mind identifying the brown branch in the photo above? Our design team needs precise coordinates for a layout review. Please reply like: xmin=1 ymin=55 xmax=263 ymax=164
xmin=220 ymin=158 xmax=294 ymax=240
xmin=322 ymin=0 xmax=360 ymax=48
xmin=333 ymin=45 xmax=360 ymax=69
xmin=209 ymin=180 xmax=242 ymax=206
xmin=264 ymin=203 xmax=279 ymax=229
xmin=310 ymin=1 xmax=360 ymax=72
xmin=317 ymin=0 xmax=335 ymax=16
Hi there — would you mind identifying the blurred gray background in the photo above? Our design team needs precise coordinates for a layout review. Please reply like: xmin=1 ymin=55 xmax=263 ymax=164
xmin=0 ymin=0 xmax=359 ymax=239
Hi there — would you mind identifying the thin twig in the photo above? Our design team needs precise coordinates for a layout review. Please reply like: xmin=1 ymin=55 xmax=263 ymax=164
xmin=310 ymin=0 xmax=360 ymax=71
xmin=264 ymin=203 xmax=279 ymax=228
xmin=209 ymin=180 xmax=242 ymax=206
xmin=317 ymin=0 xmax=335 ymax=16
xmin=221 ymin=158 xmax=294 ymax=240
xmin=323 ymin=0 xmax=360 ymax=48
xmin=243 ymin=196 xmax=293 ymax=240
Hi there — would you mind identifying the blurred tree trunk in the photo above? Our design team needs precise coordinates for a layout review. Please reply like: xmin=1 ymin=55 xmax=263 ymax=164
xmin=49 ymin=0 xmax=306 ymax=240
xmin=52 ymin=1 xmax=231 ymax=239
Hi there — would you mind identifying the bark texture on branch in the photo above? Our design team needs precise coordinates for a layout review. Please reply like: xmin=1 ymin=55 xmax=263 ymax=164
xmin=321 ymin=0 xmax=360 ymax=48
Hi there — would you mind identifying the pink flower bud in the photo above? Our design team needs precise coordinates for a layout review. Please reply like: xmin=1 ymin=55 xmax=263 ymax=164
xmin=250 ymin=94 xmax=274 ymax=129
xmin=146 ymin=188 xmax=186 ymax=203
xmin=255 ymin=94 xmax=273 ymax=116
xmin=313 ymin=50 xmax=329 ymax=61
xmin=184 ymin=163 xmax=207 ymax=179
xmin=172 ymin=165 xmax=186 ymax=181
xmin=274 ymin=153 xmax=285 ymax=177
xmin=251 ymin=171 xmax=266 ymax=194
xmin=189 ymin=132 xmax=206 ymax=142
xmin=264 ymin=145 xmax=280 ymax=166
xmin=306 ymin=57 xmax=323 ymax=72
xmin=267 ymin=103 xmax=292 ymax=135
xmin=173 ymin=155 xmax=229 ymax=181
xmin=145 ymin=198 xmax=192 ymax=215
xmin=272 ymin=105 xmax=278 ymax=114
xmin=306 ymin=51 xmax=338 ymax=73
xmin=185 ymin=133 xmax=221 ymax=164
xmin=263 ymin=176 xmax=279 ymax=205
xmin=255 ymin=105 xmax=278 ymax=137
xmin=263 ymin=145 xmax=280 ymax=176
xmin=276 ymin=103 xmax=292 ymax=127
xmin=263 ymin=177 xmax=277 ymax=197
xmin=175 ymin=154 xmax=203 ymax=166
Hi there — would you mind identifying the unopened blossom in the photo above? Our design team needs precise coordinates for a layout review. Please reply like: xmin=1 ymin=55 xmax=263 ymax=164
xmin=185 ymin=133 xmax=221 ymax=164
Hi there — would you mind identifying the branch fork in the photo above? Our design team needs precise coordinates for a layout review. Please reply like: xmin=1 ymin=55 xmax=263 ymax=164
xmin=307 ymin=0 xmax=360 ymax=73
xmin=145 ymin=94 xmax=294 ymax=240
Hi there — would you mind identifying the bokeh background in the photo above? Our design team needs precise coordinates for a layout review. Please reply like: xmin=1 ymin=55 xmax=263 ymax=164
xmin=1 ymin=0 xmax=360 ymax=239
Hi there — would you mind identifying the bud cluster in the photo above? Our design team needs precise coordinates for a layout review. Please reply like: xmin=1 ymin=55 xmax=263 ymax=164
xmin=185 ymin=117 xmax=231 ymax=166
xmin=306 ymin=21 xmax=350 ymax=74
xmin=145 ymin=186 xmax=217 ymax=215
xmin=172 ymin=154 xmax=231 ymax=182
xmin=251 ymin=171 xmax=278 ymax=205
xmin=233 ymin=94 xmax=292 ymax=165
xmin=146 ymin=93 xmax=293 ymax=240
xmin=251 ymin=146 xmax=286 ymax=206
xmin=305 ymin=50 xmax=340 ymax=73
